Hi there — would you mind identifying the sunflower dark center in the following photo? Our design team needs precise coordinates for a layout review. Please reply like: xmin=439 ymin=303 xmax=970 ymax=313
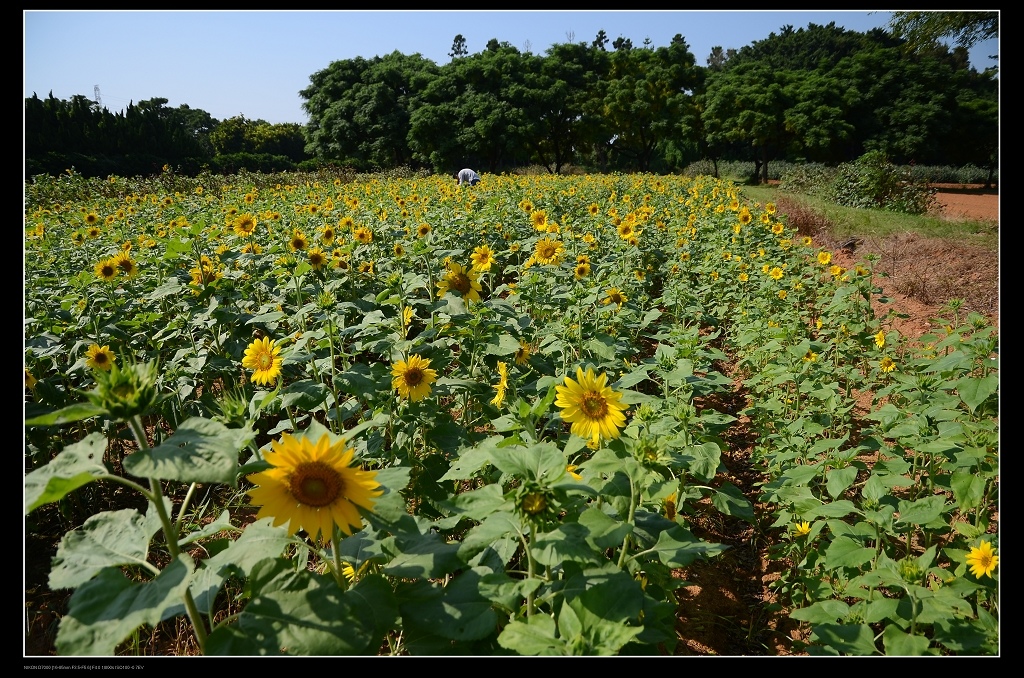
xmin=580 ymin=393 xmax=608 ymax=419
xmin=538 ymin=244 xmax=555 ymax=259
xmin=451 ymin=273 xmax=471 ymax=294
xmin=404 ymin=367 xmax=424 ymax=386
xmin=290 ymin=461 xmax=343 ymax=507
xmin=257 ymin=352 xmax=273 ymax=370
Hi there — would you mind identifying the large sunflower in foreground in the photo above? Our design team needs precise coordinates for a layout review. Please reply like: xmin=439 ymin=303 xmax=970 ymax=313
xmin=436 ymin=261 xmax=483 ymax=303
xmin=247 ymin=432 xmax=383 ymax=540
xmin=554 ymin=366 xmax=629 ymax=445
xmin=391 ymin=354 xmax=438 ymax=402
xmin=242 ymin=337 xmax=283 ymax=386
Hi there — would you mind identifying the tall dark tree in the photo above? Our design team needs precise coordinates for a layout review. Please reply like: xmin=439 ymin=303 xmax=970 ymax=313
xmin=702 ymin=62 xmax=795 ymax=183
xmin=705 ymin=46 xmax=736 ymax=71
xmin=450 ymin=34 xmax=469 ymax=59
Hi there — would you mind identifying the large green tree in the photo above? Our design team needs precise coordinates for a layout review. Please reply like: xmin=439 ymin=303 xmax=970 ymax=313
xmin=596 ymin=35 xmax=702 ymax=172
xmin=408 ymin=40 xmax=532 ymax=173
xmin=515 ymin=42 xmax=610 ymax=173
xmin=702 ymin=61 xmax=795 ymax=183
xmin=301 ymin=52 xmax=437 ymax=170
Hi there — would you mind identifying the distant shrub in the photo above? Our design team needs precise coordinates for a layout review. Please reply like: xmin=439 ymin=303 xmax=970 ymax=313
xmin=779 ymin=152 xmax=937 ymax=215
xmin=777 ymin=163 xmax=834 ymax=193
xmin=682 ymin=159 xmax=718 ymax=177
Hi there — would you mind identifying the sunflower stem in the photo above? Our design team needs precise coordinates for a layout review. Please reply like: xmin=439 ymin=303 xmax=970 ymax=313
xmin=126 ymin=414 xmax=209 ymax=654
xmin=329 ymin=525 xmax=346 ymax=589
xmin=617 ymin=476 xmax=638 ymax=569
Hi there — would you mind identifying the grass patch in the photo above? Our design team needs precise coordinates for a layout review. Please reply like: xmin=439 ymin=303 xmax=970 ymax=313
xmin=739 ymin=184 xmax=998 ymax=249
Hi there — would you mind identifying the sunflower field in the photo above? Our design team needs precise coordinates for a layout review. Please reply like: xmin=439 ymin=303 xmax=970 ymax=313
xmin=24 ymin=169 xmax=999 ymax=656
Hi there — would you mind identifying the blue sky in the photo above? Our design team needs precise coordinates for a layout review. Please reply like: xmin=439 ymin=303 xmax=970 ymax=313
xmin=24 ymin=10 xmax=999 ymax=126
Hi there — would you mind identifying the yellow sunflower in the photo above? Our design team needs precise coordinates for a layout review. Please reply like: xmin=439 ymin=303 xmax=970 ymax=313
xmin=490 ymin=361 xmax=509 ymax=407
xmin=514 ymin=341 xmax=533 ymax=366
xmin=530 ymin=210 xmax=548 ymax=231
xmin=391 ymin=354 xmax=438 ymax=402
xmin=111 ymin=251 xmax=138 ymax=278
xmin=554 ymin=366 xmax=629 ymax=446
xmin=85 ymin=344 xmax=116 ymax=371
xmin=471 ymin=244 xmax=496 ymax=271
xmin=436 ymin=261 xmax=483 ymax=303
xmin=289 ymin=230 xmax=308 ymax=252
xmin=242 ymin=337 xmax=283 ymax=386
xmin=417 ymin=223 xmax=432 ymax=238
xmin=94 ymin=258 xmax=118 ymax=282
xmin=965 ymin=540 xmax=998 ymax=579
xmin=321 ymin=225 xmax=336 ymax=245
xmin=233 ymin=213 xmax=258 ymax=238
xmin=308 ymin=247 xmax=328 ymax=271
xmin=534 ymin=237 xmax=564 ymax=266
xmin=246 ymin=432 xmax=383 ymax=540
xmin=353 ymin=227 xmax=373 ymax=244
xmin=602 ymin=287 xmax=627 ymax=309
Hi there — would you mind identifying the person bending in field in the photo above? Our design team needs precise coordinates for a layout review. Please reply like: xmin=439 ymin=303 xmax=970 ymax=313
xmin=456 ymin=168 xmax=481 ymax=186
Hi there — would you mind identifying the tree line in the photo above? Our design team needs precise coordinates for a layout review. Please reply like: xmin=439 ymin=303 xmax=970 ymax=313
xmin=25 ymin=17 xmax=998 ymax=181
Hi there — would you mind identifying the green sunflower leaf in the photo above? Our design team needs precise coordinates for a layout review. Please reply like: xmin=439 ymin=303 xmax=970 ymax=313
xmin=122 ymin=417 xmax=251 ymax=485
xmin=25 ymin=433 xmax=109 ymax=514
xmin=49 ymin=505 xmax=166 ymax=590
xmin=55 ymin=555 xmax=194 ymax=656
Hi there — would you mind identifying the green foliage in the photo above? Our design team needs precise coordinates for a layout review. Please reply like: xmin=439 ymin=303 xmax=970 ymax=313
xmin=889 ymin=11 xmax=998 ymax=52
